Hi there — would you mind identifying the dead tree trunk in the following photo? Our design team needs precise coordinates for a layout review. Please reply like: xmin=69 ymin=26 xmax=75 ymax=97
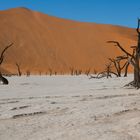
xmin=16 ymin=63 xmax=22 ymax=76
xmin=106 ymin=64 xmax=111 ymax=78
xmin=134 ymin=19 xmax=140 ymax=87
xmin=48 ymin=68 xmax=52 ymax=76
xmin=124 ymin=62 xmax=130 ymax=77
xmin=85 ymin=68 xmax=91 ymax=76
xmin=0 ymin=43 xmax=13 ymax=85
xmin=109 ymin=58 xmax=121 ymax=77
xmin=70 ymin=67 xmax=74 ymax=75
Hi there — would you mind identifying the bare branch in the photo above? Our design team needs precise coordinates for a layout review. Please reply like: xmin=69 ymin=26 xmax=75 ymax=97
xmin=120 ymin=61 xmax=128 ymax=70
xmin=107 ymin=41 xmax=133 ymax=57
xmin=130 ymin=46 xmax=137 ymax=49
xmin=97 ymin=71 xmax=106 ymax=77
xmin=0 ymin=43 xmax=13 ymax=65
xmin=132 ymin=48 xmax=136 ymax=57
xmin=108 ymin=58 xmax=115 ymax=62
xmin=109 ymin=71 xmax=118 ymax=77
xmin=116 ymin=55 xmax=128 ymax=61
xmin=128 ymin=58 xmax=136 ymax=67
xmin=0 ymin=56 xmax=4 ymax=65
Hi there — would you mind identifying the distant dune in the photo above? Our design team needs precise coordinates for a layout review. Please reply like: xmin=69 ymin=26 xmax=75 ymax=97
xmin=0 ymin=8 xmax=137 ymax=74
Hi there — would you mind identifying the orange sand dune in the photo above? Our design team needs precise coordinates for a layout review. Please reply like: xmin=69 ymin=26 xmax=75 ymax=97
xmin=0 ymin=8 xmax=137 ymax=74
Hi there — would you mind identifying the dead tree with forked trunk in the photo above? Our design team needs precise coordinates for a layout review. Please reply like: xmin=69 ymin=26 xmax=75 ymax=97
xmin=107 ymin=41 xmax=137 ymax=86
xmin=0 ymin=43 xmax=13 ymax=84
xmin=107 ymin=19 xmax=140 ymax=88
xmin=90 ymin=52 xmax=132 ymax=79
xmin=108 ymin=55 xmax=129 ymax=77
xmin=90 ymin=54 xmax=131 ymax=79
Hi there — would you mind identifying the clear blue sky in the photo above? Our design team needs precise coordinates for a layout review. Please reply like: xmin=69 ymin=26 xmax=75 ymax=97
xmin=0 ymin=0 xmax=140 ymax=28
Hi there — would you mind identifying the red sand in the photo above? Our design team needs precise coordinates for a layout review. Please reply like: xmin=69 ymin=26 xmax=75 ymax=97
xmin=0 ymin=8 xmax=137 ymax=74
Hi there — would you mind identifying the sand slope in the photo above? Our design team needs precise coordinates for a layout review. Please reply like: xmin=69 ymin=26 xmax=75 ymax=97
xmin=0 ymin=8 xmax=137 ymax=74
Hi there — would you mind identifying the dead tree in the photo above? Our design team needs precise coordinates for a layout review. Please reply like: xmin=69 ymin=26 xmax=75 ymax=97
xmin=54 ymin=71 xmax=57 ymax=75
xmin=78 ymin=70 xmax=82 ymax=75
xmin=15 ymin=63 xmax=22 ymax=76
xmin=26 ymin=70 xmax=30 ymax=77
xmin=107 ymin=41 xmax=137 ymax=86
xmin=109 ymin=55 xmax=129 ymax=77
xmin=105 ymin=62 xmax=118 ymax=78
xmin=107 ymin=19 xmax=140 ymax=88
xmin=122 ymin=49 xmax=136 ymax=77
xmin=0 ymin=43 xmax=13 ymax=84
xmin=48 ymin=68 xmax=52 ymax=76
xmin=90 ymin=52 xmax=131 ymax=79
xmin=105 ymin=63 xmax=112 ymax=78
xmin=109 ymin=58 xmax=121 ymax=77
xmin=74 ymin=70 xmax=78 ymax=75
xmin=85 ymin=68 xmax=91 ymax=76
xmin=90 ymin=62 xmax=117 ymax=79
xmin=39 ymin=71 xmax=41 ymax=76
xmin=69 ymin=67 xmax=74 ymax=75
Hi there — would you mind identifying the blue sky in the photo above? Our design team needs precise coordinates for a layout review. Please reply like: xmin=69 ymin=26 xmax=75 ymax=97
xmin=0 ymin=0 xmax=140 ymax=28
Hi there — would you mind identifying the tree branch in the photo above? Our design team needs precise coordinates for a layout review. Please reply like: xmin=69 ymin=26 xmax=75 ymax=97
xmin=0 ymin=43 xmax=13 ymax=65
xmin=109 ymin=71 xmax=118 ymax=77
xmin=128 ymin=57 xmax=136 ymax=67
xmin=107 ymin=41 xmax=133 ymax=57
xmin=116 ymin=55 xmax=128 ymax=61
xmin=120 ymin=61 xmax=128 ymax=70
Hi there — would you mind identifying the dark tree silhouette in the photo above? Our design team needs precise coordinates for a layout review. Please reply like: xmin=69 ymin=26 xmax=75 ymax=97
xmin=134 ymin=19 xmax=140 ymax=88
xmin=0 ymin=43 xmax=13 ymax=84
xmin=70 ymin=67 xmax=74 ymax=75
xmin=16 ymin=63 xmax=22 ymax=76
xmin=0 ymin=43 xmax=13 ymax=65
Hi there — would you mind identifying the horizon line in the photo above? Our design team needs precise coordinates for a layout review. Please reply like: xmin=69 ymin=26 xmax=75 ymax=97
xmin=0 ymin=6 xmax=137 ymax=29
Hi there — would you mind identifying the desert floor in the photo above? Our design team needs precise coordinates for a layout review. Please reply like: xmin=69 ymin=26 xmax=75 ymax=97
xmin=0 ymin=74 xmax=140 ymax=140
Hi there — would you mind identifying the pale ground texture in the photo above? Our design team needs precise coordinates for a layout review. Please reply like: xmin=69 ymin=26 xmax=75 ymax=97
xmin=0 ymin=74 xmax=140 ymax=140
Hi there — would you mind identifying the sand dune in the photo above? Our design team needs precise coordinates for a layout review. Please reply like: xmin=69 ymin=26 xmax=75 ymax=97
xmin=0 ymin=8 xmax=137 ymax=74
